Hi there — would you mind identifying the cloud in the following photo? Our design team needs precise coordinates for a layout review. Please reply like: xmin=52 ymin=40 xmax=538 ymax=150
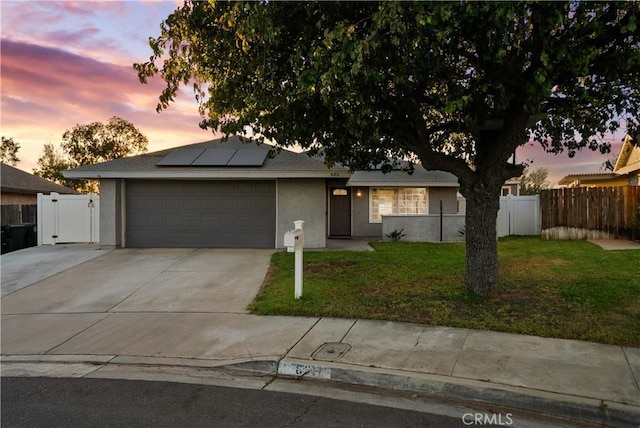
xmin=1 ymin=1 xmax=177 ymax=66
xmin=518 ymin=139 xmax=624 ymax=186
xmin=1 ymin=38 xmax=214 ymax=172
xmin=2 ymin=38 xmax=142 ymax=105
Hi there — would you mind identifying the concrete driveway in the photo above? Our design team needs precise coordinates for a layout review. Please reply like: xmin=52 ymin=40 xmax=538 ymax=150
xmin=1 ymin=244 xmax=112 ymax=297
xmin=1 ymin=246 xmax=324 ymax=362
xmin=1 ymin=247 xmax=273 ymax=314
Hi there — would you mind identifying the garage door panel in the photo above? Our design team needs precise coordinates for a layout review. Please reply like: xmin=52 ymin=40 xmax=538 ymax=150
xmin=163 ymin=196 xmax=186 ymax=210
xmin=160 ymin=182 xmax=186 ymax=193
xmin=128 ymin=198 xmax=148 ymax=211
xmin=236 ymin=182 xmax=255 ymax=195
xmin=136 ymin=198 xmax=163 ymax=211
xmin=252 ymin=217 xmax=273 ymax=228
xmin=215 ymin=197 xmax=236 ymax=210
xmin=237 ymin=199 xmax=256 ymax=211
xmin=145 ymin=216 xmax=164 ymax=229
xmin=201 ymin=200 xmax=219 ymax=211
xmin=183 ymin=216 xmax=202 ymax=228
xmin=186 ymin=234 xmax=217 ymax=247
xmin=126 ymin=180 xmax=275 ymax=248
xmin=183 ymin=199 xmax=201 ymax=211
xmin=215 ymin=216 xmax=236 ymax=229
xmin=217 ymin=184 xmax=239 ymax=197
xmin=165 ymin=216 xmax=184 ymax=228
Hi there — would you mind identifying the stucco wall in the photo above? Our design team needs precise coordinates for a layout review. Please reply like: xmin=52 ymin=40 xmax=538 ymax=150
xmin=99 ymin=179 xmax=122 ymax=247
xmin=277 ymin=179 xmax=327 ymax=248
xmin=351 ymin=187 xmax=382 ymax=237
xmin=428 ymin=187 xmax=459 ymax=214
xmin=382 ymin=214 xmax=465 ymax=242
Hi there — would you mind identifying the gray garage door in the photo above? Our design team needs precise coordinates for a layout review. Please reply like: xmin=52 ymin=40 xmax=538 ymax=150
xmin=126 ymin=180 xmax=276 ymax=248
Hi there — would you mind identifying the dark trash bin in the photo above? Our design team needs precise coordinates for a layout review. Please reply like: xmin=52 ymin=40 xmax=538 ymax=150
xmin=1 ymin=227 xmax=13 ymax=254
xmin=22 ymin=223 xmax=37 ymax=247
xmin=1 ymin=223 xmax=37 ymax=253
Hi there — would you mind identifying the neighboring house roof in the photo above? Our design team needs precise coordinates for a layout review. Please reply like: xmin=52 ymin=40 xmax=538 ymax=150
xmin=1 ymin=163 xmax=77 ymax=195
xmin=64 ymin=136 xmax=459 ymax=186
xmin=614 ymin=134 xmax=640 ymax=175
xmin=346 ymin=168 xmax=458 ymax=187
xmin=558 ymin=134 xmax=640 ymax=187
xmin=64 ymin=136 xmax=351 ymax=180
xmin=557 ymin=173 xmax=621 ymax=186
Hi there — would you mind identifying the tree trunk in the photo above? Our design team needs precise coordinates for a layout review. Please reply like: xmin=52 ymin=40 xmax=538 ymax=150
xmin=464 ymin=188 xmax=501 ymax=297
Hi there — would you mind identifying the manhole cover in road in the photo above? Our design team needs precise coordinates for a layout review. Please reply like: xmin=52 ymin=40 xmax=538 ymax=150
xmin=312 ymin=342 xmax=351 ymax=361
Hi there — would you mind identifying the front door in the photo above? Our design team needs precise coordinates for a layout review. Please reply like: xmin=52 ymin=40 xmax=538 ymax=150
xmin=329 ymin=187 xmax=351 ymax=237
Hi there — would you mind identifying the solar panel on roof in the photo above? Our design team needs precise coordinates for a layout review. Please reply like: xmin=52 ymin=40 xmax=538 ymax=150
xmin=227 ymin=149 xmax=270 ymax=166
xmin=156 ymin=148 xmax=206 ymax=166
xmin=156 ymin=147 xmax=270 ymax=167
xmin=191 ymin=148 xmax=238 ymax=166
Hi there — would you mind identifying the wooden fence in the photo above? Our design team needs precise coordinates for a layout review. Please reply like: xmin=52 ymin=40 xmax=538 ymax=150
xmin=540 ymin=186 xmax=640 ymax=240
xmin=1 ymin=204 xmax=37 ymax=225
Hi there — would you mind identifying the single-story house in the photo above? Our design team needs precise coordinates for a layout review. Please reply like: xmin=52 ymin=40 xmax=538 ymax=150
xmin=558 ymin=134 xmax=640 ymax=187
xmin=63 ymin=136 xmax=461 ymax=249
xmin=1 ymin=162 xmax=77 ymax=206
xmin=501 ymin=180 xmax=520 ymax=196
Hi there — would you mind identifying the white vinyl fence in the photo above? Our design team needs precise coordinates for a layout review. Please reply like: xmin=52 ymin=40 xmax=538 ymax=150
xmin=37 ymin=193 xmax=99 ymax=245
xmin=497 ymin=195 xmax=541 ymax=237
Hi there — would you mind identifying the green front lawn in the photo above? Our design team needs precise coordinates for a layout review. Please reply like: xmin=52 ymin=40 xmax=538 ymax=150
xmin=249 ymin=237 xmax=640 ymax=346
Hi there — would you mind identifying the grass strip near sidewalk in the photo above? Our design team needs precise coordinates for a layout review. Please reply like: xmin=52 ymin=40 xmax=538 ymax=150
xmin=249 ymin=237 xmax=640 ymax=347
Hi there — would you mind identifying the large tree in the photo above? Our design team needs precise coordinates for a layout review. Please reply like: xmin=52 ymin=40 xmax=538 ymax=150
xmin=34 ymin=116 xmax=148 ymax=193
xmin=1 ymin=136 xmax=20 ymax=166
xmin=518 ymin=167 xmax=550 ymax=195
xmin=135 ymin=1 xmax=639 ymax=296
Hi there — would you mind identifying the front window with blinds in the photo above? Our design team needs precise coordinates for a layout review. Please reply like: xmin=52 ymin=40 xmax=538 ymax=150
xmin=370 ymin=188 xmax=427 ymax=223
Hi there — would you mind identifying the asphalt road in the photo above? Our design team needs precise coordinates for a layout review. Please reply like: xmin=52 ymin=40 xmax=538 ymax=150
xmin=2 ymin=377 xmax=465 ymax=428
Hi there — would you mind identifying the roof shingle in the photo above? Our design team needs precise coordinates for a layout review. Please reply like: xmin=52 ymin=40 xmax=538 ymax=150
xmin=1 ymin=163 xmax=77 ymax=195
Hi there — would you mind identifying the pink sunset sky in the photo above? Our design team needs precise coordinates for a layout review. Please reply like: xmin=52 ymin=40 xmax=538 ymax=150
xmin=0 ymin=1 xmax=629 ymax=187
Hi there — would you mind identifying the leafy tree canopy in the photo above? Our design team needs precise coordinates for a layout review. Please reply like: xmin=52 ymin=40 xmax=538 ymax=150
xmin=135 ymin=1 xmax=639 ymax=296
xmin=1 ymin=136 xmax=20 ymax=166
xmin=34 ymin=116 xmax=148 ymax=193
xmin=518 ymin=167 xmax=550 ymax=195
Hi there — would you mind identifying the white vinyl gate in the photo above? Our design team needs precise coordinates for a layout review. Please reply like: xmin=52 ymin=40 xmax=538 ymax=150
xmin=497 ymin=195 xmax=541 ymax=237
xmin=37 ymin=193 xmax=99 ymax=245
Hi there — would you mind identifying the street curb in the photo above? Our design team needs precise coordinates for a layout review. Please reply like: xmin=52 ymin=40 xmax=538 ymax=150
xmin=3 ymin=355 xmax=639 ymax=427
xmin=0 ymin=355 xmax=280 ymax=374
xmin=270 ymin=358 xmax=640 ymax=428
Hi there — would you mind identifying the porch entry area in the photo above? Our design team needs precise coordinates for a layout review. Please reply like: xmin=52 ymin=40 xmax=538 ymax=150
xmin=329 ymin=187 xmax=351 ymax=238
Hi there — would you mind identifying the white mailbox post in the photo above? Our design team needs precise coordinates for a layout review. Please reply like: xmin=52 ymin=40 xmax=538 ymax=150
xmin=284 ymin=220 xmax=305 ymax=299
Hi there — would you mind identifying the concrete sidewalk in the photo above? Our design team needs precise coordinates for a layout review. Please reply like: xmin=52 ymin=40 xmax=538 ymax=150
xmin=3 ymin=317 xmax=638 ymax=426
xmin=589 ymin=239 xmax=640 ymax=251
xmin=1 ymin=247 xmax=639 ymax=426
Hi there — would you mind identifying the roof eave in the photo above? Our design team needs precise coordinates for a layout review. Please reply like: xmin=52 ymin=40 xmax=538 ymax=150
xmin=1 ymin=187 xmax=40 ymax=195
xmin=558 ymin=173 xmax=620 ymax=185
xmin=345 ymin=180 xmax=459 ymax=187
xmin=63 ymin=170 xmax=352 ymax=180
xmin=613 ymin=135 xmax=635 ymax=171
xmin=614 ymin=165 xmax=640 ymax=175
